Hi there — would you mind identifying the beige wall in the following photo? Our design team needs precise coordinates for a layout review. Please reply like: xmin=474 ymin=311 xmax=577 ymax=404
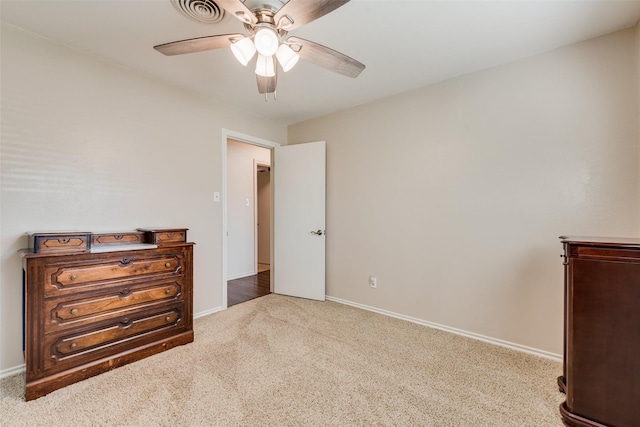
xmin=0 ymin=23 xmax=286 ymax=372
xmin=289 ymin=28 xmax=638 ymax=356
xmin=226 ymin=139 xmax=270 ymax=278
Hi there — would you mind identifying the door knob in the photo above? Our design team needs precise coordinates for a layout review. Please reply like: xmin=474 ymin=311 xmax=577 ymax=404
xmin=310 ymin=230 xmax=324 ymax=236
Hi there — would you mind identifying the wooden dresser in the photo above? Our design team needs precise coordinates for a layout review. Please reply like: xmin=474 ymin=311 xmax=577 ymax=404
xmin=21 ymin=228 xmax=194 ymax=401
xmin=559 ymin=237 xmax=640 ymax=427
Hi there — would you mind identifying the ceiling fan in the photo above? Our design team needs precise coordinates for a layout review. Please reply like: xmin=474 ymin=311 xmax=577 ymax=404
xmin=153 ymin=0 xmax=365 ymax=97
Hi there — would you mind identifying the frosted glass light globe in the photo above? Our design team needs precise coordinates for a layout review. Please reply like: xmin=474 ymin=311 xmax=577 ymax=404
xmin=254 ymin=28 xmax=279 ymax=57
xmin=276 ymin=44 xmax=299 ymax=72
xmin=230 ymin=37 xmax=256 ymax=66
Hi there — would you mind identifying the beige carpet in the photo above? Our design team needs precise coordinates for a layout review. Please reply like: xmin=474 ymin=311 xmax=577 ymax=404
xmin=0 ymin=294 xmax=564 ymax=426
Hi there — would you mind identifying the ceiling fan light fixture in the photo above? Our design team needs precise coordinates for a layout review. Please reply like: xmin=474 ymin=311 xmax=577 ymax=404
xmin=255 ymin=54 xmax=276 ymax=77
xmin=254 ymin=28 xmax=279 ymax=56
xmin=156 ymin=0 xmax=366 ymax=96
xmin=275 ymin=43 xmax=299 ymax=72
xmin=230 ymin=36 xmax=256 ymax=66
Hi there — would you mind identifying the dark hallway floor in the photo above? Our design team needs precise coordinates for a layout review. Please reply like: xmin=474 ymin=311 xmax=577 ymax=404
xmin=228 ymin=270 xmax=271 ymax=307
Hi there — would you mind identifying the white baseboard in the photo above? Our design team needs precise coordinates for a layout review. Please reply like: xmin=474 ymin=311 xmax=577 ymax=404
xmin=194 ymin=306 xmax=224 ymax=319
xmin=0 ymin=363 xmax=25 ymax=379
xmin=325 ymin=296 xmax=562 ymax=362
xmin=226 ymin=271 xmax=256 ymax=281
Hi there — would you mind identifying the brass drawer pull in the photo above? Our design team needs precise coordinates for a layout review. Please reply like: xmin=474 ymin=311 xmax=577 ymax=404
xmin=70 ymin=342 xmax=77 ymax=349
xmin=165 ymin=289 xmax=171 ymax=295
xmin=165 ymin=316 xmax=172 ymax=322
xmin=70 ymin=274 xmax=77 ymax=281
xmin=165 ymin=262 xmax=171 ymax=268
xmin=70 ymin=308 xmax=78 ymax=315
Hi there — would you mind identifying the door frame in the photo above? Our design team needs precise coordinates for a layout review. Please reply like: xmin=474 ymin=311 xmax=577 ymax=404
xmin=221 ymin=129 xmax=280 ymax=310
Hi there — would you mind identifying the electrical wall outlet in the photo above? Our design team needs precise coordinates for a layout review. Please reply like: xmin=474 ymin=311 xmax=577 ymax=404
xmin=370 ymin=276 xmax=377 ymax=288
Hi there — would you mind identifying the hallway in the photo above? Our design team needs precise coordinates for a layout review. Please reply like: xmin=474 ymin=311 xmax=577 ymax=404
xmin=228 ymin=269 xmax=271 ymax=307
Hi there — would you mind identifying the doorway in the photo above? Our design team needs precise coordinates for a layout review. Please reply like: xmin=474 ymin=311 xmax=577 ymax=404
xmin=221 ymin=130 xmax=327 ymax=309
xmin=222 ymin=130 xmax=279 ymax=308
xmin=227 ymin=160 xmax=271 ymax=307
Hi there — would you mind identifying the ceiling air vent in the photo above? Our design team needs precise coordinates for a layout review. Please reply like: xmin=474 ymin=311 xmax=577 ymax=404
xmin=171 ymin=0 xmax=225 ymax=24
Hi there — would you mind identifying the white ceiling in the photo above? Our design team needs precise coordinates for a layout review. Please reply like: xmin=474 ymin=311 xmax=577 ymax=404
xmin=2 ymin=0 xmax=640 ymax=126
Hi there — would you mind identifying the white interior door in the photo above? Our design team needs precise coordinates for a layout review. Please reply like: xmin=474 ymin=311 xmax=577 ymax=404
xmin=274 ymin=141 xmax=326 ymax=301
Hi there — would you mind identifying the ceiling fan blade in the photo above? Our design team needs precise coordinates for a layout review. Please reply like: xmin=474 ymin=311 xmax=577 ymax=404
xmin=154 ymin=33 xmax=244 ymax=56
xmin=287 ymin=36 xmax=365 ymax=78
xmin=215 ymin=0 xmax=257 ymax=25
xmin=274 ymin=0 xmax=349 ymax=31
xmin=256 ymin=72 xmax=277 ymax=94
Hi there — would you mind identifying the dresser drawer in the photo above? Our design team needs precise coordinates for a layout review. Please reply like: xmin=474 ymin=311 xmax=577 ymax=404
xmin=44 ymin=280 xmax=183 ymax=331
xmin=29 ymin=232 xmax=91 ymax=254
xmin=138 ymin=228 xmax=188 ymax=245
xmin=91 ymin=232 xmax=145 ymax=246
xmin=43 ymin=253 xmax=184 ymax=297
xmin=43 ymin=306 xmax=185 ymax=370
xmin=155 ymin=231 xmax=185 ymax=244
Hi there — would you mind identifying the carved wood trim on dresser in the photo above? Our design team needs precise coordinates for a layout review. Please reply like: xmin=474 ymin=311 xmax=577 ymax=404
xmin=20 ymin=228 xmax=194 ymax=401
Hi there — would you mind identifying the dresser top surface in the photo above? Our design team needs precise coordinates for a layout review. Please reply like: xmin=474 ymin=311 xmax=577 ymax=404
xmin=560 ymin=236 xmax=640 ymax=247
xmin=25 ymin=231 xmax=91 ymax=237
